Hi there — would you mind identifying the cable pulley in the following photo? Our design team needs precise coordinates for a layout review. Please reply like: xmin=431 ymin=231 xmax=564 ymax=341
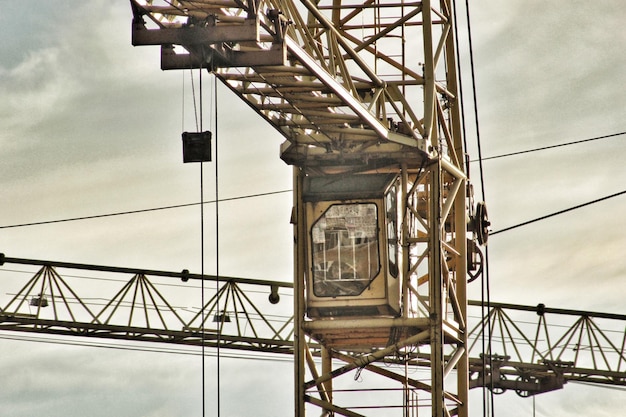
xmin=470 ymin=201 xmax=490 ymax=246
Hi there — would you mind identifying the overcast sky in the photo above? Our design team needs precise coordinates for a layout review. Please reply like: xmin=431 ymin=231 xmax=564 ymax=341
xmin=1 ymin=1 xmax=625 ymax=416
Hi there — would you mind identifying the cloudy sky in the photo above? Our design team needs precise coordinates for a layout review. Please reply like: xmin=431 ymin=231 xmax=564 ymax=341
xmin=1 ymin=1 xmax=625 ymax=416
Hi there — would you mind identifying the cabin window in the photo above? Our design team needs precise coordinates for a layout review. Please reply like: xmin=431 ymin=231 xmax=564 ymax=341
xmin=385 ymin=185 xmax=399 ymax=278
xmin=311 ymin=203 xmax=380 ymax=297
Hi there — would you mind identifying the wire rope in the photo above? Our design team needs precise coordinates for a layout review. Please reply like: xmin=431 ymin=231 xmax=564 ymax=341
xmin=451 ymin=0 xmax=470 ymax=176
xmin=199 ymin=66 xmax=207 ymax=417
xmin=10 ymin=175 xmax=623 ymax=236
xmin=570 ymin=381 xmax=626 ymax=392
xmin=2 ymin=124 xmax=619 ymax=231
xmin=0 ymin=190 xmax=291 ymax=230
xmin=451 ymin=4 xmax=482 ymax=415
xmin=0 ymin=333 xmax=294 ymax=362
xmin=471 ymin=131 xmax=626 ymax=162
xmin=213 ymin=72 xmax=223 ymax=417
xmin=191 ymin=66 xmax=200 ymax=132
xmin=188 ymin=60 xmax=209 ymax=417
xmin=462 ymin=0 xmax=494 ymax=415
xmin=490 ymin=189 xmax=626 ymax=236
xmin=2 ymin=128 xmax=620 ymax=232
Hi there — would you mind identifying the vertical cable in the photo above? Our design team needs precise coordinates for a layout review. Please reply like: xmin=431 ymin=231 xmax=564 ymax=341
xmin=213 ymin=73 xmax=221 ymax=417
xmin=463 ymin=0 xmax=494 ymax=415
xmin=451 ymin=0 xmax=469 ymax=168
xmin=198 ymin=66 xmax=206 ymax=417
xmin=486 ymin=250 xmax=494 ymax=415
xmin=463 ymin=2 xmax=485 ymax=200
xmin=185 ymin=64 xmax=206 ymax=417
xmin=190 ymin=69 xmax=200 ymax=133
xmin=200 ymin=158 xmax=206 ymax=417
xmin=451 ymin=4 xmax=476 ymax=417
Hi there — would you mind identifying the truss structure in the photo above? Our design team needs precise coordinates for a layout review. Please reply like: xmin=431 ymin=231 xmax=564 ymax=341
xmin=0 ymin=256 xmax=625 ymax=396
xmin=467 ymin=300 xmax=626 ymax=396
xmin=129 ymin=0 xmax=467 ymax=174
xmin=130 ymin=0 xmax=469 ymax=415
xmin=0 ymin=2 xmax=621 ymax=416
xmin=293 ymin=165 xmax=468 ymax=417
xmin=0 ymin=256 xmax=295 ymax=354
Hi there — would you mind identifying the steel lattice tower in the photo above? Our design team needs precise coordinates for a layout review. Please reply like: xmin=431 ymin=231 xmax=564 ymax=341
xmin=130 ymin=1 xmax=474 ymax=415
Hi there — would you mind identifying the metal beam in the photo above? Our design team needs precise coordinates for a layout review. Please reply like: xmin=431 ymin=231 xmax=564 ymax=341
xmin=132 ymin=19 xmax=260 ymax=46
xmin=1 ymin=256 xmax=624 ymax=392
xmin=285 ymin=38 xmax=421 ymax=149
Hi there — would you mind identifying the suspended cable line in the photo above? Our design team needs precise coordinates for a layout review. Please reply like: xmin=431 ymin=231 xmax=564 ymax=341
xmin=0 ymin=189 xmax=291 ymax=230
xmin=211 ymin=72 xmax=222 ymax=417
xmin=570 ymin=381 xmax=626 ymax=392
xmin=5 ymin=128 xmax=619 ymax=232
xmin=461 ymin=0 xmax=495 ymax=414
xmin=197 ymin=66 xmax=208 ymax=417
xmin=471 ymin=131 xmax=626 ymax=162
xmin=0 ymin=333 xmax=293 ymax=362
xmin=5 ymin=132 xmax=620 ymax=232
xmin=491 ymin=189 xmax=626 ymax=236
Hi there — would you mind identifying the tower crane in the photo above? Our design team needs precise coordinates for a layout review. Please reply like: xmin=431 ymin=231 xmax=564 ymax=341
xmin=130 ymin=0 xmax=476 ymax=415
xmin=1 ymin=1 xmax=624 ymax=417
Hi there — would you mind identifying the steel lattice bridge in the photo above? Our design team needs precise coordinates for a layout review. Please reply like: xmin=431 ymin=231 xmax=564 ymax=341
xmin=1 ymin=254 xmax=624 ymax=398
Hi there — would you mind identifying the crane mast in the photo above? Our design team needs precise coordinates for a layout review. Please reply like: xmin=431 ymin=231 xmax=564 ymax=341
xmin=130 ymin=0 xmax=474 ymax=415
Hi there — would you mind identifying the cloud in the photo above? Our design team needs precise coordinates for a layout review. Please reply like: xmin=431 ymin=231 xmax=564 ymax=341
xmin=0 ymin=341 xmax=203 ymax=417
xmin=1 ymin=1 xmax=625 ymax=417
xmin=470 ymin=1 xmax=626 ymax=152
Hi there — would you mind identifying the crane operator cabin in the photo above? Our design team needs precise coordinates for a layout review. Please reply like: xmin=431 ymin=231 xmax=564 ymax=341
xmin=303 ymin=173 xmax=402 ymax=318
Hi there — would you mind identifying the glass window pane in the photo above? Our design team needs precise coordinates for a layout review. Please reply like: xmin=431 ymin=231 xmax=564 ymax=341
xmin=311 ymin=203 xmax=380 ymax=297
xmin=386 ymin=185 xmax=399 ymax=278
